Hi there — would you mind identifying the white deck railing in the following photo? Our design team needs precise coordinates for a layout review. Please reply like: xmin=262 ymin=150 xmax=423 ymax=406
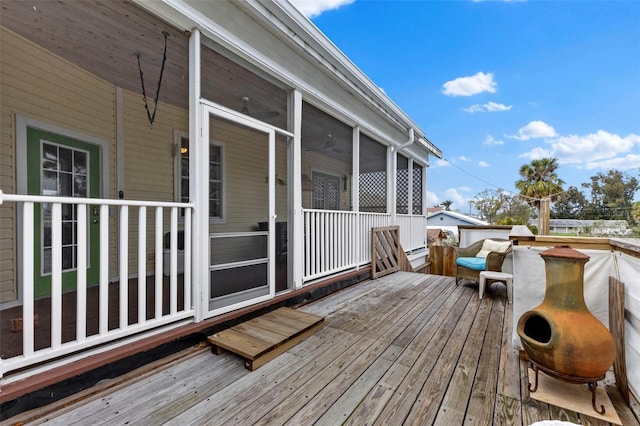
xmin=396 ymin=214 xmax=427 ymax=252
xmin=302 ymin=209 xmax=426 ymax=281
xmin=0 ymin=191 xmax=195 ymax=380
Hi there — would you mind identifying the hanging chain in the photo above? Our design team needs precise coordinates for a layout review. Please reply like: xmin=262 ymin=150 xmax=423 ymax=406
xmin=136 ymin=31 xmax=169 ymax=127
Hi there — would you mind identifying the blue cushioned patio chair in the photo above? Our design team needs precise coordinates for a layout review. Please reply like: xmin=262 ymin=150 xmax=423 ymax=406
xmin=454 ymin=238 xmax=512 ymax=285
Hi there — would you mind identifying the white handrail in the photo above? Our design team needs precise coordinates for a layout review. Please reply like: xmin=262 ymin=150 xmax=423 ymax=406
xmin=0 ymin=191 xmax=194 ymax=208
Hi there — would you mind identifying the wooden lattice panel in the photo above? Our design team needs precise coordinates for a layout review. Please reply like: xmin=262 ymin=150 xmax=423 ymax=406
xmin=371 ymin=226 xmax=400 ymax=279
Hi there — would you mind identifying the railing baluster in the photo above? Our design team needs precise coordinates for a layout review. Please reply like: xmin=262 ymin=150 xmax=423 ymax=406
xmin=77 ymin=204 xmax=87 ymax=342
xmin=138 ymin=206 xmax=147 ymax=324
xmin=155 ymin=207 xmax=163 ymax=319
xmin=170 ymin=207 xmax=178 ymax=315
xmin=184 ymin=209 xmax=192 ymax=311
xmin=304 ymin=211 xmax=310 ymax=277
xmin=319 ymin=212 xmax=325 ymax=273
xmin=119 ymin=205 xmax=129 ymax=329
xmin=51 ymin=203 xmax=62 ymax=349
xmin=310 ymin=212 xmax=316 ymax=276
xmin=100 ymin=204 xmax=109 ymax=335
xmin=22 ymin=202 xmax=35 ymax=357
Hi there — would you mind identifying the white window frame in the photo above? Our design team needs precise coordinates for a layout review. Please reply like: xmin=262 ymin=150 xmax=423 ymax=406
xmin=174 ymin=130 xmax=226 ymax=223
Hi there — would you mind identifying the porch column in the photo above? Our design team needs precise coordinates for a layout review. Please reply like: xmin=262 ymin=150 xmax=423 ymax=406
xmin=352 ymin=127 xmax=360 ymax=212
xmin=189 ymin=28 xmax=207 ymax=321
xmin=408 ymin=158 xmax=414 ymax=215
xmin=290 ymin=90 xmax=303 ymax=289
xmin=388 ymin=146 xmax=396 ymax=223
xmin=421 ymin=163 xmax=428 ymax=216
xmin=352 ymin=127 xmax=360 ymax=266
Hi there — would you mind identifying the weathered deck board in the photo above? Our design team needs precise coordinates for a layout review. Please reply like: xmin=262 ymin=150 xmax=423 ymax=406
xmin=11 ymin=272 xmax=639 ymax=426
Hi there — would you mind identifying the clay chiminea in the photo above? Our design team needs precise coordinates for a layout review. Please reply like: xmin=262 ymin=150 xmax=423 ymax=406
xmin=517 ymin=245 xmax=615 ymax=414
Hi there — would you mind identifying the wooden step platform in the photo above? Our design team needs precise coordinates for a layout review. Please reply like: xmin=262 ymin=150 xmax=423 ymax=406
xmin=207 ymin=307 xmax=324 ymax=371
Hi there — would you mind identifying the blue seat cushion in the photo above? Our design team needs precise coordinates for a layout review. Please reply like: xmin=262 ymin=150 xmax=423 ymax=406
xmin=456 ymin=257 xmax=486 ymax=271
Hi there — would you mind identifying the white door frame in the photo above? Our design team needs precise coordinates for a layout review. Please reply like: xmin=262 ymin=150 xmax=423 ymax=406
xmin=199 ymin=102 xmax=277 ymax=318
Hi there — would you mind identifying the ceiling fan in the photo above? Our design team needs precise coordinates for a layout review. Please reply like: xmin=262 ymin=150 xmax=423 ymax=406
xmin=305 ymin=133 xmax=347 ymax=154
xmin=240 ymin=96 xmax=280 ymax=120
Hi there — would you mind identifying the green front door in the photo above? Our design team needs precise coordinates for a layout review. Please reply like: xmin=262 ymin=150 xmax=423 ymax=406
xmin=26 ymin=127 xmax=102 ymax=297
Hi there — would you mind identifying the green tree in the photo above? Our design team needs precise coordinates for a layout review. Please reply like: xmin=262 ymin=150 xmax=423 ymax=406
xmin=632 ymin=201 xmax=640 ymax=223
xmin=497 ymin=196 xmax=534 ymax=225
xmin=551 ymin=186 xmax=587 ymax=219
xmin=473 ymin=189 xmax=504 ymax=224
xmin=515 ymin=158 xmax=565 ymax=234
xmin=473 ymin=189 xmax=532 ymax=225
xmin=582 ymin=170 xmax=639 ymax=220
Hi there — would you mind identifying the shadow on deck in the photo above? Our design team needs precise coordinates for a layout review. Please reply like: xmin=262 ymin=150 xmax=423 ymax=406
xmin=0 ymin=276 xmax=186 ymax=359
xmin=5 ymin=272 xmax=639 ymax=425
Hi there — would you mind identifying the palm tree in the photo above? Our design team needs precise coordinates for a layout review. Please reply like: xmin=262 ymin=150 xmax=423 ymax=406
xmin=515 ymin=158 xmax=565 ymax=234
xmin=440 ymin=200 xmax=454 ymax=211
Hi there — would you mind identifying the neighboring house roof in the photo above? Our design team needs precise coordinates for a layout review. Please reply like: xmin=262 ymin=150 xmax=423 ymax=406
xmin=426 ymin=210 xmax=488 ymax=226
xmin=528 ymin=219 xmax=630 ymax=228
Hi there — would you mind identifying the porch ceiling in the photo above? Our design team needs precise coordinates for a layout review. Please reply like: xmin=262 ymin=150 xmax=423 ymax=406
xmin=1 ymin=0 xmax=288 ymax=127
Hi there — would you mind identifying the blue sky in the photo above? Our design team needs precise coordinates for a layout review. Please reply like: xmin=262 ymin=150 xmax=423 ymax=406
xmin=290 ymin=0 xmax=640 ymax=212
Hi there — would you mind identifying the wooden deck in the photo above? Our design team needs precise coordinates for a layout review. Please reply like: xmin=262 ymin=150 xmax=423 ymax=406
xmin=10 ymin=272 xmax=639 ymax=425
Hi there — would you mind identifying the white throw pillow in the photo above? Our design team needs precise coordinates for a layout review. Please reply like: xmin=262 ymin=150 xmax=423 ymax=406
xmin=476 ymin=239 xmax=511 ymax=258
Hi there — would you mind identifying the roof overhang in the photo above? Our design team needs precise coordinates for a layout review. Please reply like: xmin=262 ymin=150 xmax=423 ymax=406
xmin=133 ymin=0 xmax=442 ymax=160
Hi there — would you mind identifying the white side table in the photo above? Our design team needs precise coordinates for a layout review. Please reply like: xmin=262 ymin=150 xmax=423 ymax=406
xmin=479 ymin=271 xmax=513 ymax=303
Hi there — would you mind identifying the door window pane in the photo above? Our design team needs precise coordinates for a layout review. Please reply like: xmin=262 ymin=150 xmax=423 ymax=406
xmin=40 ymin=141 xmax=90 ymax=274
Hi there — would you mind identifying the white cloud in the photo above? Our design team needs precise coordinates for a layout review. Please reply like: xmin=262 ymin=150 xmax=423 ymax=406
xmin=289 ymin=0 xmax=355 ymax=18
xmin=519 ymin=146 xmax=552 ymax=160
xmin=519 ymin=130 xmax=640 ymax=171
xmin=463 ymin=104 xmax=483 ymax=113
xmin=434 ymin=159 xmax=451 ymax=167
xmin=478 ymin=161 xmax=490 ymax=168
xmin=507 ymin=120 xmax=557 ymax=141
xmin=483 ymin=135 xmax=504 ymax=145
xmin=444 ymin=188 xmax=467 ymax=206
xmin=484 ymin=101 xmax=512 ymax=112
xmin=427 ymin=190 xmax=439 ymax=206
xmin=583 ymin=153 xmax=640 ymax=170
xmin=442 ymin=72 xmax=497 ymax=97
xmin=463 ymin=101 xmax=512 ymax=113
xmin=457 ymin=156 xmax=472 ymax=162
